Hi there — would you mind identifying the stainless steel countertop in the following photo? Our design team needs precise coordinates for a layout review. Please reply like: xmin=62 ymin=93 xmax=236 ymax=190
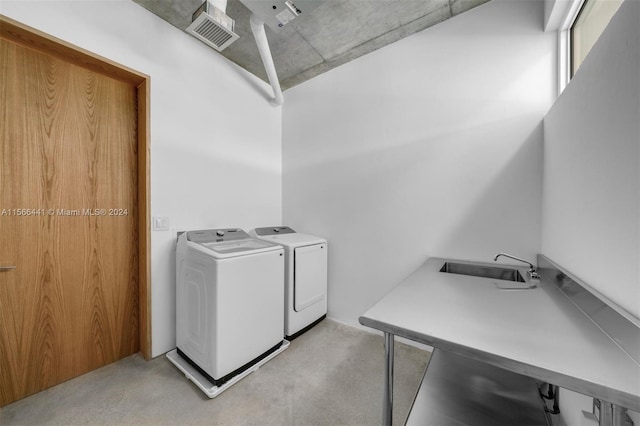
xmin=359 ymin=257 xmax=640 ymax=411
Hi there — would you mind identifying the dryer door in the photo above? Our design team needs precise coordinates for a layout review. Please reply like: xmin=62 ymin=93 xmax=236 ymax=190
xmin=294 ymin=243 xmax=327 ymax=311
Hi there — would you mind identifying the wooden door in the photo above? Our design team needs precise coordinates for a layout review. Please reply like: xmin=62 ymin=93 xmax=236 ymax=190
xmin=0 ymin=35 xmax=139 ymax=406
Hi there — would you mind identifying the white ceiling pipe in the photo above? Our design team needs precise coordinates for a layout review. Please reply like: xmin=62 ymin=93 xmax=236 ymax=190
xmin=249 ymin=13 xmax=284 ymax=106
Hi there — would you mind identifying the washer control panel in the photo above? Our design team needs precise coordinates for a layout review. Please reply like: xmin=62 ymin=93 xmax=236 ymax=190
xmin=187 ymin=228 xmax=249 ymax=243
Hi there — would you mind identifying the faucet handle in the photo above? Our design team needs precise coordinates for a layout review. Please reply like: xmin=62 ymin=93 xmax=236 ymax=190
xmin=494 ymin=252 xmax=540 ymax=280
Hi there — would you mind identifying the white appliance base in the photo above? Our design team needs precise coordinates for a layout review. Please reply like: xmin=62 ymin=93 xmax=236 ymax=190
xmin=166 ymin=340 xmax=289 ymax=398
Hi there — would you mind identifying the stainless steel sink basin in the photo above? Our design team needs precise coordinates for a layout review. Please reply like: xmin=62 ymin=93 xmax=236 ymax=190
xmin=440 ymin=262 xmax=525 ymax=283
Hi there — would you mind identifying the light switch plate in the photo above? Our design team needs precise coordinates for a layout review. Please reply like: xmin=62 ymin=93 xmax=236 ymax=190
xmin=153 ymin=216 xmax=170 ymax=231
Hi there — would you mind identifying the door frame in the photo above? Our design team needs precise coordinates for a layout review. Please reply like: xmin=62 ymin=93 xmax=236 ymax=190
xmin=1 ymin=15 xmax=152 ymax=360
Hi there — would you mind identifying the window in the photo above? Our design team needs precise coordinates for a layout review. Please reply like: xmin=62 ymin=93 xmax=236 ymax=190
xmin=570 ymin=0 xmax=623 ymax=77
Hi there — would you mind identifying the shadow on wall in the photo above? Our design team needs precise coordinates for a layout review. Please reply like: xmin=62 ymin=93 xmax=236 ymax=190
xmin=283 ymin=115 xmax=544 ymax=324
xmin=437 ymin=121 xmax=543 ymax=262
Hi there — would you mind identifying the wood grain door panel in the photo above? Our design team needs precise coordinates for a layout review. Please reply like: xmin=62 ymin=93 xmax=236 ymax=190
xmin=0 ymin=37 xmax=139 ymax=406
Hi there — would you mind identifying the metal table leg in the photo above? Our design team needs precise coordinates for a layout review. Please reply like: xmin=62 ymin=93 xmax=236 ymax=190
xmin=612 ymin=405 xmax=628 ymax=426
xmin=383 ymin=332 xmax=395 ymax=426
xmin=599 ymin=400 xmax=628 ymax=426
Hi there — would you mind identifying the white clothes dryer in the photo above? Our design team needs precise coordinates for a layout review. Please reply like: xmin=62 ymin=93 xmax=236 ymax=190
xmin=250 ymin=226 xmax=327 ymax=339
xmin=171 ymin=228 xmax=287 ymax=396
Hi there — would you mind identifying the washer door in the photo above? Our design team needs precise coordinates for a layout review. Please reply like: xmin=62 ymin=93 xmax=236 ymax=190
xmin=294 ymin=243 xmax=327 ymax=311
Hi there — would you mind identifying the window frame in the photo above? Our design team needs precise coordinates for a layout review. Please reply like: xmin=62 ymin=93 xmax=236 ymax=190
xmin=569 ymin=0 xmax=589 ymax=78
xmin=557 ymin=0 xmax=624 ymax=93
xmin=557 ymin=0 xmax=585 ymax=95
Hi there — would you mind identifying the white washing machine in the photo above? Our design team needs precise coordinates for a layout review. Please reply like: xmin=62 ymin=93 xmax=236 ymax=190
xmin=250 ymin=226 xmax=327 ymax=339
xmin=168 ymin=228 xmax=288 ymax=397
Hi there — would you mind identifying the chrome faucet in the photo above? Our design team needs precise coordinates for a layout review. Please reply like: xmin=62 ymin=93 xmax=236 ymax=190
xmin=494 ymin=253 xmax=540 ymax=280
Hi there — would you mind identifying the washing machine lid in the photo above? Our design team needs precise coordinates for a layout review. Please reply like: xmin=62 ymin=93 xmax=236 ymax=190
xmin=200 ymin=239 xmax=278 ymax=257
xmin=186 ymin=228 xmax=281 ymax=258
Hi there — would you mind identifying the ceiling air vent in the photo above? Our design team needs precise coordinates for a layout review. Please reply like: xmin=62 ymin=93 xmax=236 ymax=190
xmin=187 ymin=1 xmax=239 ymax=51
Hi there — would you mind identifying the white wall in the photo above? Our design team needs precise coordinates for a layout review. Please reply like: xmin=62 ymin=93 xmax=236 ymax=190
xmin=282 ymin=0 xmax=556 ymax=327
xmin=542 ymin=1 xmax=639 ymax=423
xmin=542 ymin=0 xmax=639 ymax=321
xmin=1 ymin=0 xmax=283 ymax=357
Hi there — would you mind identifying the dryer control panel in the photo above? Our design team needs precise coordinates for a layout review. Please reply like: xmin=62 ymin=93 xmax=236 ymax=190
xmin=254 ymin=226 xmax=296 ymax=236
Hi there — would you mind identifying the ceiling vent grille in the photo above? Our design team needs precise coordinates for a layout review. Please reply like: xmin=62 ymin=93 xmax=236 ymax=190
xmin=187 ymin=1 xmax=239 ymax=51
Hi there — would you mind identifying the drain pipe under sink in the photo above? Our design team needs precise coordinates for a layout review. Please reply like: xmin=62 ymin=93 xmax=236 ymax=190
xmin=249 ymin=14 xmax=284 ymax=106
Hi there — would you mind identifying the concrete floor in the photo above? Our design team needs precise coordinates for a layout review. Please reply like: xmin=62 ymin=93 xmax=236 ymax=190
xmin=1 ymin=320 xmax=430 ymax=425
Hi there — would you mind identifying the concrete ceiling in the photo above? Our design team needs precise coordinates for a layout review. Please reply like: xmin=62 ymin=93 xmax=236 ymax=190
xmin=133 ymin=0 xmax=490 ymax=90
